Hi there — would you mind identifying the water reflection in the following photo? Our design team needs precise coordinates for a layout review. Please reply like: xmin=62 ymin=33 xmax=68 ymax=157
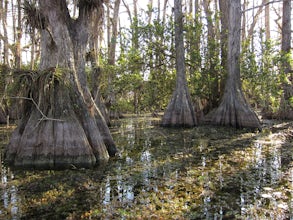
xmin=0 ymin=117 xmax=292 ymax=219
xmin=0 ymin=165 xmax=20 ymax=219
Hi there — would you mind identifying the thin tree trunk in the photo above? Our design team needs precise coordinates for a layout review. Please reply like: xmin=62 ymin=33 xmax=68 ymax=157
xmin=265 ymin=0 xmax=270 ymax=40
xmin=88 ymin=8 xmax=111 ymax=125
xmin=245 ymin=0 xmax=266 ymax=42
xmin=2 ymin=0 xmax=10 ymax=66
xmin=107 ymin=0 xmax=121 ymax=119
xmin=219 ymin=0 xmax=229 ymax=96
xmin=15 ymin=0 xmax=22 ymax=69
xmin=30 ymin=29 xmax=36 ymax=69
xmin=242 ymin=0 xmax=247 ymax=41
xmin=210 ymin=0 xmax=261 ymax=129
xmin=161 ymin=0 xmax=197 ymax=127
xmin=162 ymin=0 xmax=168 ymax=24
xmin=132 ymin=0 xmax=138 ymax=49
xmin=279 ymin=0 xmax=292 ymax=119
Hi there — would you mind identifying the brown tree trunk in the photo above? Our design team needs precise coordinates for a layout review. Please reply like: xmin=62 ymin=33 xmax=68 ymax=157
xmin=219 ymin=0 xmax=229 ymax=96
xmin=210 ymin=0 xmax=261 ymax=129
xmin=242 ymin=0 xmax=247 ymax=41
xmin=161 ymin=0 xmax=197 ymax=127
xmin=1 ymin=0 xmax=10 ymax=66
xmin=265 ymin=0 xmax=270 ymax=40
xmin=15 ymin=0 xmax=22 ymax=69
xmin=106 ymin=0 xmax=121 ymax=119
xmin=5 ymin=0 xmax=117 ymax=169
xmin=279 ymin=0 xmax=292 ymax=119
xmin=162 ymin=0 xmax=168 ymax=24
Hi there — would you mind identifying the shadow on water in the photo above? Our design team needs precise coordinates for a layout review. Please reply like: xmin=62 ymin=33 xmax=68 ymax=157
xmin=0 ymin=116 xmax=292 ymax=219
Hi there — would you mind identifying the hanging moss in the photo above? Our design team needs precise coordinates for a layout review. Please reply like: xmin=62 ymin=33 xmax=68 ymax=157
xmin=23 ymin=0 xmax=47 ymax=30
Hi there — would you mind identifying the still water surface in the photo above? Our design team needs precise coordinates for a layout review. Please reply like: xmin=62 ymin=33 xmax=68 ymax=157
xmin=0 ymin=116 xmax=292 ymax=219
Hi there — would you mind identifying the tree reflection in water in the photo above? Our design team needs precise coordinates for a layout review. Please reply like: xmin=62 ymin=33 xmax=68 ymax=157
xmin=0 ymin=117 xmax=292 ymax=219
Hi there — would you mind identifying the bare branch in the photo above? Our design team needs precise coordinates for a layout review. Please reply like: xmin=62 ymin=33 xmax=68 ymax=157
xmin=243 ymin=0 xmax=283 ymax=12
xmin=10 ymin=96 xmax=65 ymax=122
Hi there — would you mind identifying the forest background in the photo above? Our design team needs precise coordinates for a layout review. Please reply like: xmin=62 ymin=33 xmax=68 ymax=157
xmin=0 ymin=0 xmax=292 ymax=123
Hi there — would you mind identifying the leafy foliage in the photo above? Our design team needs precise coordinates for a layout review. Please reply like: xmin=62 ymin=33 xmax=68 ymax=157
xmin=241 ymin=36 xmax=284 ymax=117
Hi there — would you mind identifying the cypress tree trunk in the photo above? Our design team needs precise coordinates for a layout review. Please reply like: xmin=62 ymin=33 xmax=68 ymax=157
xmin=210 ymin=0 xmax=261 ymax=129
xmin=279 ymin=0 xmax=292 ymax=119
xmin=161 ymin=0 xmax=197 ymax=127
xmin=219 ymin=0 xmax=229 ymax=95
xmin=5 ymin=0 xmax=117 ymax=169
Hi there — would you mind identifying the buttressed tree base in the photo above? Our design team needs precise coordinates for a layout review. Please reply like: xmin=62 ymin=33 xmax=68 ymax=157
xmin=5 ymin=0 xmax=117 ymax=169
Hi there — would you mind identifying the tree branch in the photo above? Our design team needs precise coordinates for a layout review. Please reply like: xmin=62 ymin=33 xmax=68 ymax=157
xmin=10 ymin=96 xmax=65 ymax=122
xmin=243 ymin=0 xmax=283 ymax=12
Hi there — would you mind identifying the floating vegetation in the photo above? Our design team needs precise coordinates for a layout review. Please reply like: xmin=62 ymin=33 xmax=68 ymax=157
xmin=0 ymin=116 xmax=292 ymax=219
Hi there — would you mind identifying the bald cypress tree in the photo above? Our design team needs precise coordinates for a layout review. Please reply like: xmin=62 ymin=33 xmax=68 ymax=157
xmin=161 ymin=0 xmax=197 ymax=127
xmin=210 ymin=0 xmax=261 ymax=129
xmin=5 ymin=0 xmax=117 ymax=168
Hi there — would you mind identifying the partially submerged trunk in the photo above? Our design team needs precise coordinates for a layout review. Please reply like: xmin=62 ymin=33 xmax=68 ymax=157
xmin=210 ymin=0 xmax=261 ymax=129
xmin=161 ymin=0 xmax=197 ymax=127
xmin=5 ymin=0 xmax=117 ymax=168
xmin=6 ymin=71 xmax=108 ymax=168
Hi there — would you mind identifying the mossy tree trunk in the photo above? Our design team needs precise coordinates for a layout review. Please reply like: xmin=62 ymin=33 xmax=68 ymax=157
xmin=210 ymin=0 xmax=261 ymax=129
xmin=5 ymin=0 xmax=117 ymax=169
xmin=161 ymin=0 xmax=197 ymax=127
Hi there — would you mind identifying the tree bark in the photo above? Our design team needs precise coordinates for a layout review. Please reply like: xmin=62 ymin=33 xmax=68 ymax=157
xmin=15 ymin=0 xmax=22 ymax=69
xmin=161 ymin=0 xmax=197 ymax=127
xmin=242 ymin=0 xmax=247 ymax=41
xmin=1 ymin=0 xmax=10 ymax=66
xmin=279 ymin=0 xmax=292 ymax=119
xmin=5 ymin=0 xmax=117 ymax=169
xmin=265 ymin=0 xmax=270 ymax=40
xmin=210 ymin=0 xmax=261 ymax=129
xmin=219 ymin=0 xmax=229 ymax=96
xmin=106 ymin=0 xmax=121 ymax=119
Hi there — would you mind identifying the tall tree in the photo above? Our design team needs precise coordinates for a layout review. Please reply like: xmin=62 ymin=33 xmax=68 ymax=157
xmin=219 ymin=0 xmax=229 ymax=96
xmin=279 ymin=0 xmax=292 ymax=119
xmin=161 ymin=0 xmax=197 ymax=127
xmin=210 ymin=0 xmax=260 ymax=129
xmin=1 ymin=0 xmax=10 ymax=66
xmin=15 ymin=0 xmax=22 ymax=68
xmin=105 ymin=0 xmax=121 ymax=119
xmin=5 ymin=0 xmax=117 ymax=168
xmin=242 ymin=0 xmax=247 ymax=40
xmin=264 ymin=0 xmax=270 ymax=40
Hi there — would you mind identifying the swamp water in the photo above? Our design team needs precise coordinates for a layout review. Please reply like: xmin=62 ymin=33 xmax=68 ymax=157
xmin=0 ymin=116 xmax=292 ymax=219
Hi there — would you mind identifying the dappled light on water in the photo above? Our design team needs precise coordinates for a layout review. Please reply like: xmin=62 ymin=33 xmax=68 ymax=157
xmin=0 ymin=116 xmax=292 ymax=219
